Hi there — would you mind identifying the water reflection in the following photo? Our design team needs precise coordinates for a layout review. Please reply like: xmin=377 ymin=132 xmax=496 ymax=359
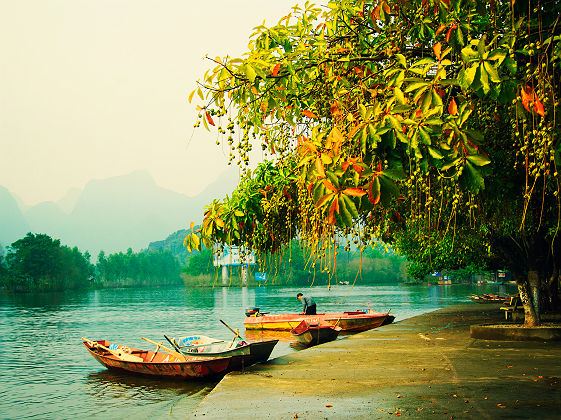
xmin=85 ymin=370 xmax=216 ymax=401
xmin=0 ymin=283 xmax=518 ymax=419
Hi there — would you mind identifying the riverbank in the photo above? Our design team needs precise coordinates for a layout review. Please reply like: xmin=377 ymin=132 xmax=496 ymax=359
xmin=189 ymin=303 xmax=561 ymax=419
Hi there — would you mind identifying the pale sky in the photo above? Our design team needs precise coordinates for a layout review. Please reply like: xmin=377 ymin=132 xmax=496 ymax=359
xmin=0 ymin=0 xmax=304 ymax=205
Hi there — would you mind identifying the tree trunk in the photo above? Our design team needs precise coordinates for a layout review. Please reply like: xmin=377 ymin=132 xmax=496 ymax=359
xmin=517 ymin=271 xmax=540 ymax=327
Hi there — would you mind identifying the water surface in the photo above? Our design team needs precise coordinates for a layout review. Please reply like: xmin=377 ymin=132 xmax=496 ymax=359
xmin=0 ymin=283 xmax=516 ymax=419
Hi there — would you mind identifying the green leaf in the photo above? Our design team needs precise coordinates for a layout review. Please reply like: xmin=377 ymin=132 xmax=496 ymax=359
xmin=341 ymin=194 xmax=358 ymax=218
xmin=483 ymin=61 xmax=501 ymax=83
xmin=245 ymin=64 xmax=257 ymax=83
xmin=381 ymin=168 xmax=406 ymax=180
xmin=404 ymin=81 xmax=429 ymax=93
xmin=467 ymin=154 xmax=491 ymax=166
xmin=394 ymin=87 xmax=406 ymax=105
xmin=388 ymin=115 xmax=403 ymax=132
xmin=326 ymin=171 xmax=340 ymax=188
xmin=395 ymin=53 xmax=407 ymax=67
xmin=503 ymin=56 xmax=518 ymax=75
xmin=359 ymin=103 xmax=367 ymax=120
xmin=462 ymin=161 xmax=485 ymax=193
xmin=441 ymin=157 xmax=462 ymax=171
xmin=421 ymin=92 xmax=432 ymax=114
xmin=478 ymin=64 xmax=490 ymax=94
xmin=427 ymin=146 xmax=443 ymax=159
xmin=338 ymin=197 xmax=353 ymax=226
xmin=419 ymin=127 xmax=432 ymax=145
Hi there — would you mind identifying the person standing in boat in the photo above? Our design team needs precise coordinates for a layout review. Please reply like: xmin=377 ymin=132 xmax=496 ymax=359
xmin=297 ymin=292 xmax=316 ymax=315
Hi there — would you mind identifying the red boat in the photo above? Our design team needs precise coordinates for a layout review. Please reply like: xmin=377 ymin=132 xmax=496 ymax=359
xmin=244 ymin=308 xmax=392 ymax=332
xmin=83 ymin=338 xmax=232 ymax=379
xmin=290 ymin=320 xmax=341 ymax=346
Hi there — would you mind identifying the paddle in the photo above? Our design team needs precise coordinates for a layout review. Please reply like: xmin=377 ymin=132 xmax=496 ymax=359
xmin=82 ymin=337 xmax=143 ymax=363
xmin=164 ymin=334 xmax=184 ymax=354
xmin=220 ymin=319 xmax=245 ymax=339
xmin=220 ymin=319 xmax=245 ymax=349
xmin=141 ymin=337 xmax=187 ymax=361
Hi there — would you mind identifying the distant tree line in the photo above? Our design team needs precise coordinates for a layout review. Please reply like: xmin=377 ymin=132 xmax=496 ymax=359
xmin=0 ymin=233 xmax=182 ymax=292
xmin=181 ymin=240 xmax=409 ymax=287
xmin=96 ymin=248 xmax=182 ymax=288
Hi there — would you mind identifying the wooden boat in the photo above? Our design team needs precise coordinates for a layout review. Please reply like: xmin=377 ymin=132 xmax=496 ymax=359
xmin=82 ymin=338 xmax=230 ymax=379
xmin=468 ymin=294 xmax=512 ymax=304
xmin=174 ymin=335 xmax=278 ymax=368
xmin=290 ymin=320 xmax=341 ymax=346
xmin=244 ymin=309 xmax=392 ymax=332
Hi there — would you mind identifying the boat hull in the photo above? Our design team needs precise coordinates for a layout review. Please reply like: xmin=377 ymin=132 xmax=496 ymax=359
xmin=83 ymin=340 xmax=231 ymax=379
xmin=244 ymin=311 xmax=390 ymax=332
xmin=179 ymin=338 xmax=278 ymax=368
xmin=290 ymin=321 xmax=341 ymax=346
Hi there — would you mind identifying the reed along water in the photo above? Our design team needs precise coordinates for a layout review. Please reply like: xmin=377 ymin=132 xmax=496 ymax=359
xmin=0 ymin=283 xmax=516 ymax=419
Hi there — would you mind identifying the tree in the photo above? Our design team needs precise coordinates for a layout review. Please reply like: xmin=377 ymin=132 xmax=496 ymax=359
xmin=187 ymin=0 xmax=561 ymax=326
xmin=4 ymin=233 xmax=92 ymax=291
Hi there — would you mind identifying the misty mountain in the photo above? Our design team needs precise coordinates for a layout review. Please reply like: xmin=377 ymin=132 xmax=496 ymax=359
xmin=0 ymin=169 xmax=239 ymax=256
xmin=0 ymin=186 xmax=30 ymax=248
xmin=56 ymin=187 xmax=81 ymax=213
xmin=24 ymin=201 xmax=67 ymax=239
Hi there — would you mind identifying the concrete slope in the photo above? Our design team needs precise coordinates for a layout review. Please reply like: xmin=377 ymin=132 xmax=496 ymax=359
xmin=190 ymin=304 xmax=561 ymax=419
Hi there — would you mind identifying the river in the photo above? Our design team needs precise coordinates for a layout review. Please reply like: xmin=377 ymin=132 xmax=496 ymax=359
xmin=0 ymin=283 xmax=516 ymax=419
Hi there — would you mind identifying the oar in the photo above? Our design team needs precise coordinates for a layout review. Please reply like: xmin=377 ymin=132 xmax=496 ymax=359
xmin=141 ymin=337 xmax=187 ymax=361
xmin=164 ymin=334 xmax=184 ymax=354
xmin=82 ymin=337 xmax=143 ymax=363
xmin=220 ymin=319 xmax=245 ymax=340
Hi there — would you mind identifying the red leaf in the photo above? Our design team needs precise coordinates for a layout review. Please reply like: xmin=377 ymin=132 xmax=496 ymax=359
xmin=368 ymin=181 xmax=381 ymax=205
xmin=520 ymin=87 xmax=530 ymax=111
xmin=205 ymin=112 xmax=215 ymax=126
xmin=433 ymin=43 xmax=442 ymax=61
xmin=448 ymin=98 xmax=458 ymax=115
xmin=303 ymin=110 xmax=318 ymax=119
xmin=445 ymin=24 xmax=456 ymax=43
xmin=382 ymin=2 xmax=391 ymax=14
xmin=534 ymin=97 xmax=545 ymax=117
xmin=343 ymin=188 xmax=366 ymax=197
xmin=328 ymin=198 xmax=339 ymax=224
xmin=372 ymin=4 xmax=381 ymax=21
xmin=436 ymin=24 xmax=448 ymax=36
xmin=322 ymin=179 xmax=338 ymax=192
xmin=272 ymin=63 xmax=281 ymax=77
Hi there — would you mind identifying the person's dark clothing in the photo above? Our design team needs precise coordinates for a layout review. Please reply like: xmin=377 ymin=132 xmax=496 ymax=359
xmin=301 ymin=295 xmax=316 ymax=315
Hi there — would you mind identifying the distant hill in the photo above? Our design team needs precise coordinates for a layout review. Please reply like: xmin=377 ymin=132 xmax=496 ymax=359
xmin=0 ymin=168 xmax=239 ymax=256
xmin=0 ymin=186 xmax=30 ymax=248
xmin=146 ymin=228 xmax=196 ymax=265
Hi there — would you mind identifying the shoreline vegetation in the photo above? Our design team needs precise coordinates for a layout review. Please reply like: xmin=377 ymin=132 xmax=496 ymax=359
xmin=0 ymin=232 xmax=504 ymax=293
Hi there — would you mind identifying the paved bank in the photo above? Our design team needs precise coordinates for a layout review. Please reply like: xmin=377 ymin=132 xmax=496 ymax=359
xmin=190 ymin=304 xmax=561 ymax=419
